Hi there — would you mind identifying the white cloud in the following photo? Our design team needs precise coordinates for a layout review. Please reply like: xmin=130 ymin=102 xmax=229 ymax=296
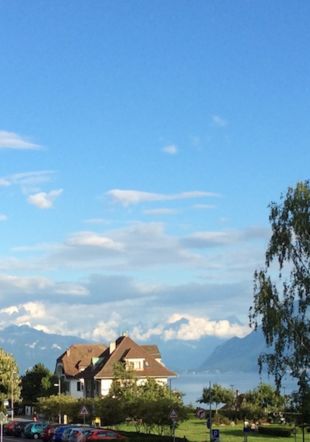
xmin=27 ymin=189 xmax=63 ymax=208
xmin=66 ymin=232 xmax=123 ymax=250
xmin=211 ymin=114 xmax=228 ymax=127
xmin=0 ymin=130 xmax=41 ymax=150
xmin=0 ymin=214 xmax=8 ymax=221
xmin=165 ymin=313 xmax=250 ymax=339
xmin=90 ymin=314 xmax=121 ymax=341
xmin=132 ymin=313 xmax=250 ymax=342
xmin=162 ymin=144 xmax=178 ymax=155
xmin=144 ymin=208 xmax=178 ymax=216
xmin=107 ymin=189 xmax=219 ymax=207
xmin=0 ymin=306 xmax=19 ymax=315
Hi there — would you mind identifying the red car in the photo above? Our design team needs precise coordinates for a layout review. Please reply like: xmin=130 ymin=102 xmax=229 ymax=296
xmin=41 ymin=423 xmax=60 ymax=442
xmin=86 ymin=430 xmax=127 ymax=441
xmin=4 ymin=420 xmax=19 ymax=436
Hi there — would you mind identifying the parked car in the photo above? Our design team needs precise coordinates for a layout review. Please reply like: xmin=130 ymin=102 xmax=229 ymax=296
xmin=69 ymin=428 xmax=96 ymax=442
xmin=4 ymin=420 xmax=19 ymax=436
xmin=24 ymin=422 xmax=48 ymax=439
xmin=53 ymin=425 xmax=82 ymax=442
xmin=62 ymin=426 xmax=92 ymax=442
xmin=86 ymin=430 xmax=127 ymax=441
xmin=42 ymin=424 xmax=61 ymax=442
xmin=53 ymin=425 xmax=71 ymax=442
xmin=13 ymin=420 xmax=35 ymax=437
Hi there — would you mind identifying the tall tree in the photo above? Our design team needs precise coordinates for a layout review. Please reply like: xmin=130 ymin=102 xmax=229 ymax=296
xmin=21 ymin=363 xmax=58 ymax=403
xmin=249 ymin=181 xmax=310 ymax=395
xmin=0 ymin=348 xmax=20 ymax=408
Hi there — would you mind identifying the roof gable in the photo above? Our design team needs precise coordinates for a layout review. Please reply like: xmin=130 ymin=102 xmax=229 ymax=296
xmin=57 ymin=343 xmax=106 ymax=377
xmin=82 ymin=336 xmax=175 ymax=379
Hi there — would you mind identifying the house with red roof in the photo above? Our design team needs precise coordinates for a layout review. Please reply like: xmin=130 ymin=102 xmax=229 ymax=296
xmin=55 ymin=343 xmax=106 ymax=398
xmin=55 ymin=335 xmax=176 ymax=398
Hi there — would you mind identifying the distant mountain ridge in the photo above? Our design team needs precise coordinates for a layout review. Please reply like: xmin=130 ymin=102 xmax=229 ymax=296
xmin=0 ymin=324 xmax=270 ymax=375
xmin=199 ymin=328 xmax=271 ymax=372
xmin=0 ymin=324 xmax=88 ymax=373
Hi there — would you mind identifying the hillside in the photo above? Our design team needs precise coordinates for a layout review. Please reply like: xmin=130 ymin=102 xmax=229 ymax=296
xmin=199 ymin=328 xmax=271 ymax=372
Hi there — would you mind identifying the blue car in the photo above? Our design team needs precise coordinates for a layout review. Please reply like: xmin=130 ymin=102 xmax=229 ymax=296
xmin=24 ymin=422 xmax=48 ymax=439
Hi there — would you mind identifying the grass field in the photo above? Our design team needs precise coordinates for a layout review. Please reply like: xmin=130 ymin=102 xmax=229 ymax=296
xmin=119 ymin=418 xmax=309 ymax=442
xmin=174 ymin=419 xmax=308 ymax=442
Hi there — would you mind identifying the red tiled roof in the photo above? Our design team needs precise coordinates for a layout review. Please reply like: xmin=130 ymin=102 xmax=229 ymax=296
xmin=57 ymin=343 xmax=106 ymax=377
xmin=141 ymin=345 xmax=161 ymax=359
xmin=82 ymin=336 xmax=176 ymax=379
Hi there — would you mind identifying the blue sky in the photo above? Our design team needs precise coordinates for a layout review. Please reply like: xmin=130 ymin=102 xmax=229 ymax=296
xmin=0 ymin=0 xmax=309 ymax=343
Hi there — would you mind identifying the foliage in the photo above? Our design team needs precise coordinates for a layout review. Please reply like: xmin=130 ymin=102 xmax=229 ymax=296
xmin=94 ymin=396 xmax=126 ymax=426
xmin=37 ymin=394 xmax=80 ymax=421
xmin=199 ymin=383 xmax=235 ymax=411
xmin=0 ymin=348 xmax=21 ymax=407
xmin=250 ymin=181 xmax=310 ymax=397
xmin=109 ymin=362 xmax=138 ymax=399
xmin=21 ymin=363 xmax=58 ymax=403
xmin=244 ymin=383 xmax=285 ymax=414
xmin=124 ymin=397 xmax=188 ymax=435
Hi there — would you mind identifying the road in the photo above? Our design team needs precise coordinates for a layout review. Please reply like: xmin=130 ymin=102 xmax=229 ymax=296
xmin=3 ymin=436 xmax=29 ymax=442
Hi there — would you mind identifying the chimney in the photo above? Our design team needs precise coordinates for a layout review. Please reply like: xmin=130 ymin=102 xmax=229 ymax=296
xmin=110 ymin=341 xmax=116 ymax=354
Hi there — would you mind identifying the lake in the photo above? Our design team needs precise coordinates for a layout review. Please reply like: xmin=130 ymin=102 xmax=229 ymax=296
xmin=172 ymin=371 xmax=297 ymax=405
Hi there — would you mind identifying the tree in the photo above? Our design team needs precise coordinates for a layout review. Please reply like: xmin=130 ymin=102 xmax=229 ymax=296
xmin=109 ymin=362 xmax=138 ymax=400
xmin=249 ymin=181 xmax=310 ymax=396
xmin=199 ymin=383 xmax=235 ymax=412
xmin=21 ymin=363 xmax=58 ymax=403
xmin=244 ymin=383 xmax=285 ymax=415
xmin=0 ymin=348 xmax=20 ymax=409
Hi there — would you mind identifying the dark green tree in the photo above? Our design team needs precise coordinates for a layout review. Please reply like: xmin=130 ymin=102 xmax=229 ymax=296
xmin=249 ymin=181 xmax=310 ymax=396
xmin=21 ymin=363 xmax=57 ymax=403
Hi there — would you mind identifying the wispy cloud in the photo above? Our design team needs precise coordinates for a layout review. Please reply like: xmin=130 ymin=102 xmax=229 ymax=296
xmin=162 ymin=144 xmax=178 ymax=155
xmin=0 ymin=214 xmax=8 ymax=222
xmin=211 ymin=114 xmax=228 ymax=128
xmin=0 ymin=170 xmax=55 ymax=194
xmin=107 ymin=189 xmax=219 ymax=207
xmin=0 ymin=130 xmax=41 ymax=150
xmin=27 ymin=189 xmax=63 ymax=209
xmin=144 ymin=208 xmax=178 ymax=216
xmin=183 ymin=227 xmax=269 ymax=248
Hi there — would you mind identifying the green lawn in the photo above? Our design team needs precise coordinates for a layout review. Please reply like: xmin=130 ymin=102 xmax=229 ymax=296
xmin=118 ymin=418 xmax=308 ymax=442
xmin=175 ymin=419 xmax=306 ymax=442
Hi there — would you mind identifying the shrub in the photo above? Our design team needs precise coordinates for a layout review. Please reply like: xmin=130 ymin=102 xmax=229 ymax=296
xmin=258 ymin=425 xmax=293 ymax=437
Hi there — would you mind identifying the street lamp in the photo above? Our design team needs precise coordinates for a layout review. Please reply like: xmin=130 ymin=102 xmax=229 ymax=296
xmin=11 ymin=371 xmax=16 ymax=420
xmin=54 ymin=376 xmax=61 ymax=424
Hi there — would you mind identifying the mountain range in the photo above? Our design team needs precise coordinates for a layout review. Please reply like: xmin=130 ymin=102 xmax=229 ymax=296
xmin=0 ymin=324 xmax=269 ymax=375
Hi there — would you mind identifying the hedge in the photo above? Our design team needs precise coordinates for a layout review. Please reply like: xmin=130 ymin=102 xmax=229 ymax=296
xmin=258 ymin=426 xmax=293 ymax=437
xmin=121 ymin=431 xmax=187 ymax=442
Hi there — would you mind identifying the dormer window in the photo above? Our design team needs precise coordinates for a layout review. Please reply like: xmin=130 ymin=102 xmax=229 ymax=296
xmin=126 ymin=358 xmax=145 ymax=371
